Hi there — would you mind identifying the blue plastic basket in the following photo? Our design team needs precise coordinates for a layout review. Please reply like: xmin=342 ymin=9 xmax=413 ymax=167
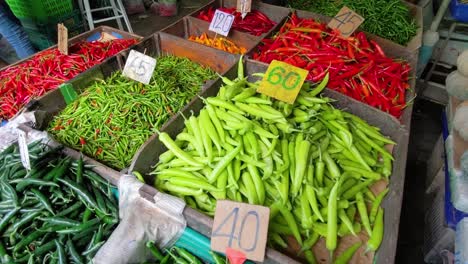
xmin=450 ymin=0 xmax=468 ymax=23
xmin=442 ymin=111 xmax=468 ymax=229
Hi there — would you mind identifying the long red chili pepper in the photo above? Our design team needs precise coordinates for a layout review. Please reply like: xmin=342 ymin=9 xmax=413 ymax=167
xmin=253 ymin=12 xmax=411 ymax=119
xmin=195 ymin=7 xmax=276 ymax=36
xmin=0 ymin=38 xmax=137 ymax=121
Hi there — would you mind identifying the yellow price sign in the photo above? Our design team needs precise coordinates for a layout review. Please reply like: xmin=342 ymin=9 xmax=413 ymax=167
xmin=258 ymin=60 xmax=308 ymax=104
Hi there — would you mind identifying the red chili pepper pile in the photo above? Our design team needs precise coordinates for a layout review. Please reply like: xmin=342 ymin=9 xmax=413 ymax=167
xmin=253 ymin=13 xmax=411 ymax=118
xmin=0 ymin=39 xmax=137 ymax=121
xmin=195 ymin=7 xmax=276 ymax=36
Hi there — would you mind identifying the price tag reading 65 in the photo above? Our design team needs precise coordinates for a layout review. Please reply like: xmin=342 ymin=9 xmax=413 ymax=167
xmin=122 ymin=50 xmax=157 ymax=85
xmin=258 ymin=60 xmax=308 ymax=104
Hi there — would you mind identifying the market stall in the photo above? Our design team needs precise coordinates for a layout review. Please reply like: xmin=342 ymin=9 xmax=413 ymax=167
xmin=0 ymin=0 xmax=466 ymax=263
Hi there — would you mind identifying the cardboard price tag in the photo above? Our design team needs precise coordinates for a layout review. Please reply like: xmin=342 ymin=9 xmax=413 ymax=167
xmin=237 ymin=0 xmax=252 ymax=18
xmin=258 ymin=60 xmax=308 ymax=104
xmin=57 ymin=23 xmax=68 ymax=55
xmin=328 ymin=6 xmax=364 ymax=37
xmin=122 ymin=50 xmax=157 ymax=85
xmin=18 ymin=130 xmax=31 ymax=170
xmin=211 ymin=200 xmax=270 ymax=262
xmin=209 ymin=9 xmax=235 ymax=36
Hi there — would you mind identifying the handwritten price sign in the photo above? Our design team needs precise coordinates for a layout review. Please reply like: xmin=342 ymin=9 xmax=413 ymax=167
xmin=328 ymin=6 xmax=364 ymax=37
xmin=258 ymin=60 xmax=308 ymax=104
xmin=211 ymin=200 xmax=270 ymax=262
xmin=209 ymin=9 xmax=235 ymax=36
xmin=122 ymin=50 xmax=156 ymax=85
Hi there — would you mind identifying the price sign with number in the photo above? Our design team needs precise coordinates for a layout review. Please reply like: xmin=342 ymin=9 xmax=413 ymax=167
xmin=122 ymin=50 xmax=157 ymax=85
xmin=57 ymin=23 xmax=68 ymax=55
xmin=18 ymin=130 xmax=31 ymax=170
xmin=209 ymin=9 xmax=235 ymax=36
xmin=211 ymin=200 xmax=270 ymax=262
xmin=328 ymin=6 xmax=364 ymax=37
xmin=258 ymin=60 xmax=308 ymax=104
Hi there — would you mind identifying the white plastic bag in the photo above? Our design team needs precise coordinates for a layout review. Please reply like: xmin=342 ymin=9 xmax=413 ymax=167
xmin=454 ymin=101 xmax=468 ymax=141
xmin=93 ymin=175 xmax=186 ymax=264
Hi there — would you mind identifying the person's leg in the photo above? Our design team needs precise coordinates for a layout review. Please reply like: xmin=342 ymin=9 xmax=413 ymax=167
xmin=0 ymin=6 xmax=35 ymax=59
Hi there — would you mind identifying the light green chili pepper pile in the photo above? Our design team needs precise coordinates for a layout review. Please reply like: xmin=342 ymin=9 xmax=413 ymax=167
xmin=152 ymin=59 xmax=392 ymax=261
xmin=48 ymin=56 xmax=216 ymax=170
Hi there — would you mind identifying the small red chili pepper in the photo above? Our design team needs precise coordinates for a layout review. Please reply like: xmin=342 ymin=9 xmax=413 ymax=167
xmin=79 ymin=137 xmax=86 ymax=146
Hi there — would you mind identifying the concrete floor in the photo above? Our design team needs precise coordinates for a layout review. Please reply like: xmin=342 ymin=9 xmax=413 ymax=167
xmin=125 ymin=0 xmax=211 ymax=37
xmin=396 ymin=99 xmax=444 ymax=263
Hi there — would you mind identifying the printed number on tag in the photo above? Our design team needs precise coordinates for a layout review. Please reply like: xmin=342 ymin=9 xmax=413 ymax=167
xmin=209 ymin=10 xmax=235 ymax=36
xmin=328 ymin=6 xmax=364 ymax=37
xmin=122 ymin=50 xmax=157 ymax=85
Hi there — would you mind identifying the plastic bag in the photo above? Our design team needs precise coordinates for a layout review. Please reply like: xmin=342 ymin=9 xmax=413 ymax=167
xmin=454 ymin=101 xmax=468 ymax=141
xmin=93 ymin=175 xmax=186 ymax=264
xmin=0 ymin=111 xmax=45 ymax=151
xmin=159 ymin=0 xmax=177 ymax=16
xmin=124 ymin=0 xmax=146 ymax=15
xmin=446 ymin=71 xmax=468 ymax=100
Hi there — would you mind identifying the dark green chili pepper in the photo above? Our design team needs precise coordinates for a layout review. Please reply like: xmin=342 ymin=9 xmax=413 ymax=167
xmin=146 ymin=241 xmax=164 ymax=261
xmin=30 ymin=188 xmax=54 ymax=214
xmin=66 ymin=239 xmax=83 ymax=264
xmin=57 ymin=178 xmax=100 ymax=211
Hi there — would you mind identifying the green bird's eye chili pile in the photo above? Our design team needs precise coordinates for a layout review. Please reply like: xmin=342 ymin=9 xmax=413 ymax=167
xmin=0 ymin=141 xmax=118 ymax=263
xmin=150 ymin=60 xmax=392 ymax=261
xmin=253 ymin=12 xmax=412 ymax=118
xmin=0 ymin=39 xmax=137 ymax=121
xmin=48 ymin=56 xmax=217 ymax=170
xmin=288 ymin=0 xmax=418 ymax=46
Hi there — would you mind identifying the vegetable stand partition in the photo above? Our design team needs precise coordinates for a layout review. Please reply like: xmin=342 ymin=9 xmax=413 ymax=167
xmin=0 ymin=26 xmax=142 ymax=122
xmin=287 ymin=0 xmax=423 ymax=51
xmin=248 ymin=9 xmax=418 ymax=131
xmin=129 ymin=59 xmax=410 ymax=263
xmin=191 ymin=0 xmax=289 ymax=37
xmin=162 ymin=16 xmax=259 ymax=54
xmin=25 ymin=33 xmax=238 ymax=171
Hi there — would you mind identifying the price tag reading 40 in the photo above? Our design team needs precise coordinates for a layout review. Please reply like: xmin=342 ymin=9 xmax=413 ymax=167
xmin=209 ymin=9 xmax=235 ymax=36
xmin=211 ymin=200 xmax=270 ymax=262
xmin=328 ymin=6 xmax=364 ymax=37
xmin=258 ymin=60 xmax=308 ymax=104
xmin=122 ymin=50 xmax=157 ymax=85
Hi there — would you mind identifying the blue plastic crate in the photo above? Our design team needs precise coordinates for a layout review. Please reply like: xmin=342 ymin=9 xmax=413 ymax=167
xmin=442 ymin=111 xmax=468 ymax=229
xmin=450 ymin=0 xmax=468 ymax=23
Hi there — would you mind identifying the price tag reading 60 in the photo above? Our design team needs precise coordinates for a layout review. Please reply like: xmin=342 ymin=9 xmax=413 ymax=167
xmin=258 ymin=60 xmax=308 ymax=104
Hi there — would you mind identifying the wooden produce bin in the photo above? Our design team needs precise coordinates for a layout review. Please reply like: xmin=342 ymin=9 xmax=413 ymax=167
xmin=129 ymin=59 xmax=410 ymax=264
xmin=248 ymin=9 xmax=418 ymax=132
xmin=189 ymin=0 xmax=290 ymax=39
xmin=0 ymin=26 xmax=142 ymax=71
xmin=25 ymin=32 xmax=239 ymax=171
xmin=162 ymin=16 xmax=259 ymax=54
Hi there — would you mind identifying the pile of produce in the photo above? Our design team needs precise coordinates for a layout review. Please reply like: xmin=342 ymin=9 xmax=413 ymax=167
xmin=49 ymin=56 xmax=217 ymax=170
xmin=151 ymin=60 xmax=393 ymax=262
xmin=0 ymin=39 xmax=138 ymax=121
xmin=147 ymin=242 xmax=226 ymax=264
xmin=189 ymin=33 xmax=247 ymax=54
xmin=288 ymin=0 xmax=417 ymax=45
xmin=253 ymin=12 xmax=411 ymax=118
xmin=0 ymin=141 xmax=118 ymax=263
xmin=195 ymin=7 xmax=276 ymax=36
